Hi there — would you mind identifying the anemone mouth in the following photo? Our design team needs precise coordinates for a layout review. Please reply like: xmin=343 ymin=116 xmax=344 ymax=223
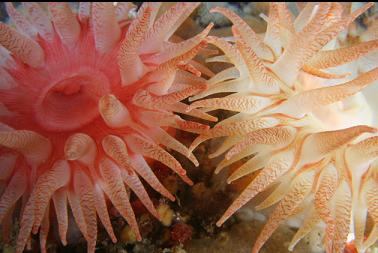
xmin=35 ymin=70 xmax=110 ymax=132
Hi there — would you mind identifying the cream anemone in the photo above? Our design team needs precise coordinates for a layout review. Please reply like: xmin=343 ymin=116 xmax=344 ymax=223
xmin=188 ymin=3 xmax=378 ymax=253
xmin=0 ymin=2 xmax=215 ymax=253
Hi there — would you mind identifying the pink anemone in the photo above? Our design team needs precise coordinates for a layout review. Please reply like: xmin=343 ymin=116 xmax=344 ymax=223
xmin=0 ymin=2 xmax=214 ymax=252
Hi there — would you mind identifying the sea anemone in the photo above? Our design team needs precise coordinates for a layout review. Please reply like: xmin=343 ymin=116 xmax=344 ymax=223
xmin=0 ymin=2 xmax=215 ymax=252
xmin=188 ymin=3 xmax=378 ymax=253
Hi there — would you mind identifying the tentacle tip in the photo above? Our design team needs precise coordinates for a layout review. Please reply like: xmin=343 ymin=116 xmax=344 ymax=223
xmin=363 ymin=126 xmax=378 ymax=134
xmin=62 ymin=240 xmax=67 ymax=246
xmin=32 ymin=226 xmax=39 ymax=235
xmin=203 ymin=126 xmax=211 ymax=132
xmin=184 ymin=176 xmax=194 ymax=186
xmin=152 ymin=210 xmax=160 ymax=220
xmin=215 ymin=220 xmax=223 ymax=227
xmin=168 ymin=195 xmax=176 ymax=202
xmin=209 ymin=116 xmax=218 ymax=122
xmin=226 ymin=177 xmax=236 ymax=184
xmin=188 ymin=153 xmax=199 ymax=167
xmin=134 ymin=229 xmax=142 ymax=242
xmin=188 ymin=96 xmax=196 ymax=102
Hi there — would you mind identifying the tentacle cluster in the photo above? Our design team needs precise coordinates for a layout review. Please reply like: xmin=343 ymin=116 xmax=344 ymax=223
xmin=0 ymin=2 xmax=213 ymax=252
xmin=189 ymin=3 xmax=378 ymax=253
